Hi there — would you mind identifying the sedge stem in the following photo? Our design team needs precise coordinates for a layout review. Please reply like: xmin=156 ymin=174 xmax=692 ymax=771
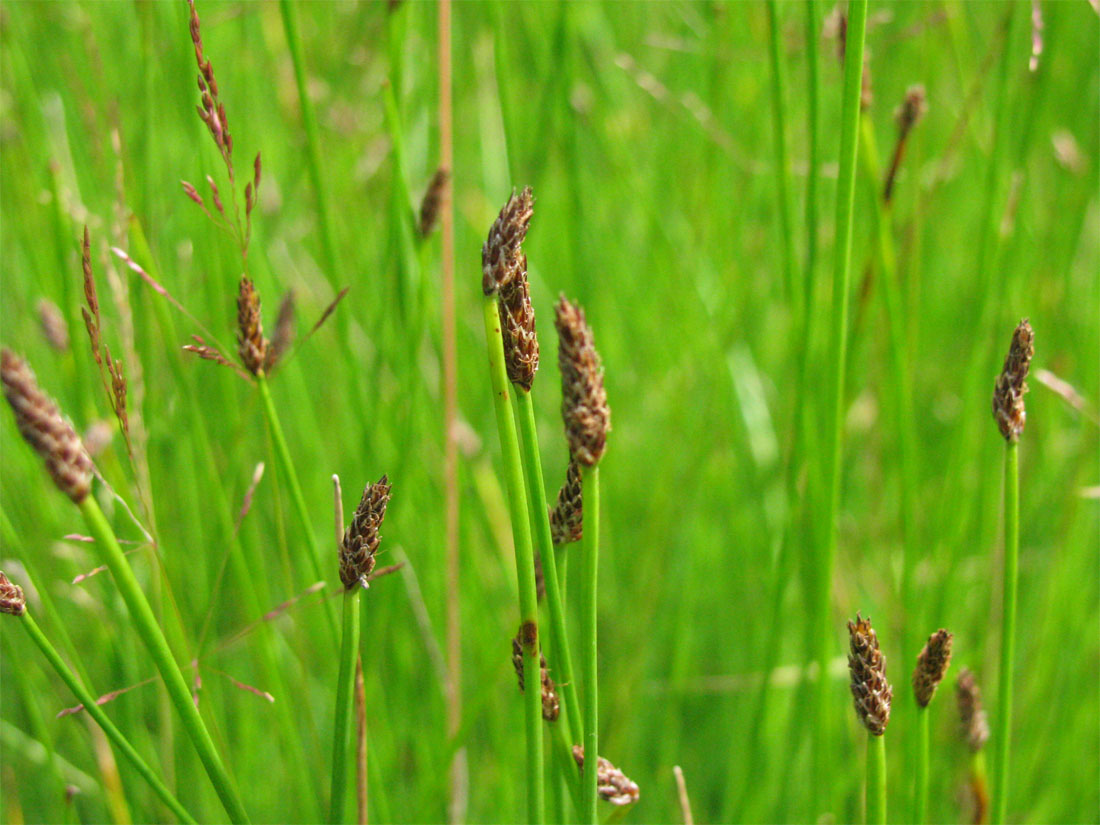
xmin=867 ymin=733 xmax=886 ymax=825
xmin=330 ymin=589 xmax=362 ymax=823
xmin=992 ymin=441 xmax=1019 ymax=823
xmin=915 ymin=706 xmax=930 ymax=823
xmin=580 ymin=464 xmax=600 ymax=823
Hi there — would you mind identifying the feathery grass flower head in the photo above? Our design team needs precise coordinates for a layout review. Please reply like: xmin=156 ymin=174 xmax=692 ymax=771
xmin=549 ymin=457 xmax=583 ymax=545
xmin=0 ymin=572 xmax=26 ymax=616
xmin=912 ymin=628 xmax=953 ymax=707
xmin=481 ymin=187 xmax=533 ymax=296
xmin=847 ymin=612 xmax=893 ymax=735
xmin=992 ymin=319 xmax=1034 ymax=442
xmin=572 ymin=746 xmax=640 ymax=806
xmin=236 ymin=276 xmax=268 ymax=376
xmin=2 ymin=349 xmax=93 ymax=503
xmin=340 ymin=475 xmax=391 ymax=589
xmin=555 ymin=297 xmax=610 ymax=466
xmin=511 ymin=635 xmax=560 ymax=722
xmin=419 ymin=167 xmax=450 ymax=237
xmin=956 ymin=668 xmax=990 ymax=752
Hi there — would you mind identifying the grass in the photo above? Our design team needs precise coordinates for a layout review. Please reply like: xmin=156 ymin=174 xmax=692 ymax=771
xmin=1 ymin=2 xmax=1097 ymax=823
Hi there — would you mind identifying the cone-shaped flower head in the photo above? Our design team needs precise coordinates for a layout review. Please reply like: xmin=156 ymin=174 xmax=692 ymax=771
xmin=847 ymin=612 xmax=893 ymax=735
xmin=339 ymin=475 xmax=391 ymax=589
xmin=498 ymin=266 xmax=539 ymax=391
xmin=956 ymin=668 xmax=990 ymax=752
xmin=0 ymin=572 xmax=26 ymax=616
xmin=912 ymin=628 xmax=953 ymax=707
xmin=549 ymin=457 xmax=583 ymax=545
xmin=572 ymin=746 xmax=640 ymax=806
xmin=555 ymin=297 xmax=610 ymax=466
xmin=992 ymin=319 xmax=1034 ymax=442
xmin=418 ymin=167 xmax=450 ymax=237
xmin=511 ymin=635 xmax=560 ymax=722
xmin=2 ymin=349 xmax=93 ymax=503
xmin=481 ymin=187 xmax=533 ymax=296
xmin=236 ymin=276 xmax=268 ymax=376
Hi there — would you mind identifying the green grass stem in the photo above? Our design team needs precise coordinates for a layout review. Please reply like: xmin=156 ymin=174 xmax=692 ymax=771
xmin=915 ymin=706 xmax=930 ymax=823
xmin=766 ymin=0 xmax=797 ymax=312
xmin=866 ymin=733 xmax=886 ymax=825
xmin=330 ymin=589 xmax=362 ymax=824
xmin=481 ymin=295 xmax=544 ymax=824
xmin=78 ymin=495 xmax=250 ymax=824
xmin=17 ymin=609 xmax=197 ymax=824
xmin=992 ymin=441 xmax=1019 ymax=823
xmin=580 ymin=463 xmax=600 ymax=824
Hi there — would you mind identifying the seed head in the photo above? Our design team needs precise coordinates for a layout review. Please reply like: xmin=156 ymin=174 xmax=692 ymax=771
xmin=555 ymin=297 xmax=610 ymax=467
xmin=499 ymin=267 xmax=539 ymax=391
xmin=2 ymin=349 xmax=93 ymax=503
xmin=418 ymin=167 xmax=450 ymax=237
xmin=0 ymin=572 xmax=26 ymax=616
xmin=549 ymin=457 xmax=583 ymax=545
xmin=236 ymin=277 xmax=268 ymax=376
xmin=37 ymin=299 xmax=70 ymax=352
xmin=956 ymin=668 xmax=990 ymax=752
xmin=572 ymin=746 xmax=640 ymax=806
xmin=912 ymin=628 xmax=953 ymax=708
xmin=511 ymin=635 xmax=560 ymax=722
xmin=895 ymin=84 xmax=928 ymax=137
xmin=340 ymin=475 xmax=391 ymax=589
xmin=481 ymin=187 xmax=533 ymax=295
xmin=847 ymin=612 xmax=893 ymax=735
xmin=264 ymin=290 xmax=295 ymax=373
xmin=992 ymin=319 xmax=1034 ymax=442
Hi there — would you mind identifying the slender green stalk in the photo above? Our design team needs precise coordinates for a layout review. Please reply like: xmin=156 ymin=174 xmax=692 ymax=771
xmin=78 ymin=495 xmax=250 ymax=824
xmin=866 ymin=734 xmax=886 ymax=825
xmin=330 ymin=589 xmax=362 ymax=824
xmin=803 ymin=0 xmax=820 ymax=293
xmin=18 ymin=610 xmax=197 ymax=824
xmin=257 ymin=374 xmax=337 ymax=639
xmin=580 ymin=464 xmax=600 ymax=824
xmin=915 ymin=706 xmax=930 ymax=823
xmin=812 ymin=0 xmax=867 ymax=805
xmin=515 ymin=389 xmax=582 ymax=742
xmin=971 ymin=750 xmax=990 ymax=824
xmin=766 ymin=0 xmax=798 ymax=312
xmin=992 ymin=441 xmax=1019 ymax=824
xmin=481 ymin=295 xmax=544 ymax=824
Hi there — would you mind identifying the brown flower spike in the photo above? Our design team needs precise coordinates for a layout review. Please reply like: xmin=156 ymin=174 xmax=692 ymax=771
xmin=992 ymin=319 xmax=1034 ymax=442
xmin=956 ymin=668 xmax=990 ymax=752
xmin=572 ymin=746 xmax=640 ymax=806
xmin=549 ymin=457 xmax=583 ymax=545
xmin=912 ymin=628 xmax=953 ymax=708
xmin=340 ymin=476 xmax=391 ymax=589
xmin=511 ymin=635 xmax=560 ymax=722
xmin=236 ymin=276 xmax=268 ymax=376
xmin=481 ymin=187 xmax=533 ymax=296
xmin=847 ymin=612 xmax=893 ymax=735
xmin=555 ymin=297 xmax=610 ymax=467
xmin=498 ymin=268 xmax=539 ymax=391
xmin=0 ymin=572 xmax=26 ymax=616
xmin=418 ymin=167 xmax=450 ymax=237
xmin=2 ymin=349 xmax=93 ymax=503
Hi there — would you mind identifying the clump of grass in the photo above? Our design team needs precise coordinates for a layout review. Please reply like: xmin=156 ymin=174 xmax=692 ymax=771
xmin=848 ymin=612 xmax=891 ymax=824
xmin=990 ymin=319 xmax=1034 ymax=824
xmin=0 ymin=349 xmax=250 ymax=824
xmin=957 ymin=668 xmax=991 ymax=824
xmin=912 ymin=628 xmax=953 ymax=822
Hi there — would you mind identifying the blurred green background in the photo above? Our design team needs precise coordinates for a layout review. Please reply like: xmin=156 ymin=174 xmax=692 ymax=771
xmin=1 ymin=1 xmax=1097 ymax=823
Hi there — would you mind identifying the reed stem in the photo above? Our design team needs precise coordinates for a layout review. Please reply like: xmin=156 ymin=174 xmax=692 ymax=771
xmin=330 ymin=589 xmax=362 ymax=824
xmin=78 ymin=495 xmax=250 ymax=824
xmin=766 ymin=0 xmax=798 ymax=313
xmin=866 ymin=733 xmax=886 ymax=825
xmin=992 ymin=441 xmax=1019 ymax=824
xmin=580 ymin=464 xmax=600 ymax=823
xmin=915 ymin=706 xmax=930 ymax=823
xmin=481 ymin=295 xmax=544 ymax=824
xmin=18 ymin=610 xmax=197 ymax=824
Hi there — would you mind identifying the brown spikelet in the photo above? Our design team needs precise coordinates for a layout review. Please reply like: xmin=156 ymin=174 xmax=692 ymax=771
xmin=847 ymin=612 xmax=893 ymax=735
xmin=555 ymin=297 xmax=610 ymax=467
xmin=534 ymin=552 xmax=546 ymax=603
xmin=549 ymin=457 xmax=583 ymax=545
xmin=572 ymin=746 xmax=640 ymax=806
xmin=340 ymin=475 xmax=391 ymax=589
xmin=419 ymin=167 xmax=450 ymax=237
xmin=912 ymin=628 xmax=953 ymax=707
xmin=2 ymin=349 xmax=93 ymax=503
xmin=236 ymin=277 xmax=268 ymax=376
xmin=992 ymin=319 xmax=1034 ymax=442
xmin=0 ymin=572 xmax=26 ymax=616
xmin=189 ymin=0 xmax=233 ymax=170
xmin=511 ymin=635 xmax=560 ymax=722
xmin=181 ymin=180 xmax=204 ymax=206
xmin=481 ymin=187 xmax=533 ymax=295
xmin=264 ymin=290 xmax=296 ymax=372
xmin=956 ymin=668 xmax=990 ymax=752
xmin=499 ymin=267 xmax=539 ymax=391
xmin=37 ymin=299 xmax=70 ymax=352
xmin=895 ymin=84 xmax=928 ymax=137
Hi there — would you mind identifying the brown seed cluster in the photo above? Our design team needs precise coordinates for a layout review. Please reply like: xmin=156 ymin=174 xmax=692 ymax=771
xmin=511 ymin=635 xmax=560 ymax=722
xmin=895 ymin=84 xmax=928 ymax=137
xmin=912 ymin=628 xmax=953 ymax=708
xmin=37 ymin=299 xmax=69 ymax=352
xmin=236 ymin=277 xmax=269 ymax=376
xmin=481 ymin=187 xmax=533 ymax=296
xmin=549 ymin=457 xmax=583 ymax=545
xmin=189 ymin=0 xmax=233 ymax=167
xmin=0 ymin=572 xmax=26 ymax=616
xmin=340 ymin=475 xmax=391 ymax=589
xmin=572 ymin=746 xmax=640 ymax=806
xmin=847 ymin=612 xmax=893 ymax=736
xmin=956 ymin=668 xmax=990 ymax=752
xmin=2 ymin=349 xmax=93 ymax=503
xmin=992 ymin=319 xmax=1035 ymax=442
xmin=555 ymin=297 xmax=610 ymax=466
xmin=419 ymin=167 xmax=450 ymax=237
